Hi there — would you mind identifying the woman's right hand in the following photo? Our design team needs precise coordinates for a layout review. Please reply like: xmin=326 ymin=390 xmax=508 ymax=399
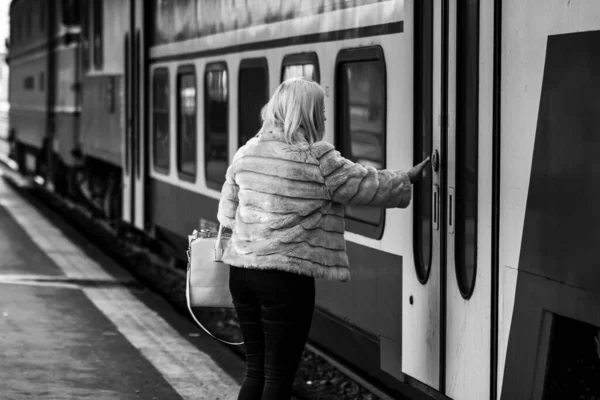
xmin=408 ymin=157 xmax=431 ymax=183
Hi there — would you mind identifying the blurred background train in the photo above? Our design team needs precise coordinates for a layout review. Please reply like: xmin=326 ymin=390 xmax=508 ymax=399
xmin=4 ymin=0 xmax=600 ymax=399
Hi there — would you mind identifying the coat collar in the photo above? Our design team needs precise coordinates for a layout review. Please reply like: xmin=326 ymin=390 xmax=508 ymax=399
xmin=258 ymin=128 xmax=310 ymax=148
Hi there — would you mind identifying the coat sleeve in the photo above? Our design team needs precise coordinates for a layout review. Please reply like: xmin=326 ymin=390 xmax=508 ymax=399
xmin=217 ymin=163 xmax=239 ymax=229
xmin=318 ymin=145 xmax=412 ymax=208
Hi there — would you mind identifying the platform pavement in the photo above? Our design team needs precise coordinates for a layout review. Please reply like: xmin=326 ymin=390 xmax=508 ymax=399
xmin=0 ymin=175 xmax=245 ymax=400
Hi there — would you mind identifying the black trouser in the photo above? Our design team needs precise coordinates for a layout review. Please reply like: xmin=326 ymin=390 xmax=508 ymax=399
xmin=229 ymin=265 xmax=315 ymax=400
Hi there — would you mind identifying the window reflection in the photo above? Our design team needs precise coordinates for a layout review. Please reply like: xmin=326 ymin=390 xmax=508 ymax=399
xmin=283 ymin=64 xmax=316 ymax=81
xmin=455 ymin=0 xmax=479 ymax=298
xmin=239 ymin=62 xmax=268 ymax=147
xmin=339 ymin=60 xmax=385 ymax=226
xmin=153 ymin=69 xmax=170 ymax=171
xmin=178 ymin=72 xmax=196 ymax=177
xmin=205 ymin=65 xmax=229 ymax=188
xmin=414 ymin=0 xmax=433 ymax=283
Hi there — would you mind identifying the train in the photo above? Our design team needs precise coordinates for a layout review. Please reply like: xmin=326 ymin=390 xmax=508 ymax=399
xmin=6 ymin=0 xmax=600 ymax=399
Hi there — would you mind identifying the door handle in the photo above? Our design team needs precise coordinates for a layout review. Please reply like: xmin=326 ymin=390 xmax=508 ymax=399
xmin=431 ymin=149 xmax=440 ymax=172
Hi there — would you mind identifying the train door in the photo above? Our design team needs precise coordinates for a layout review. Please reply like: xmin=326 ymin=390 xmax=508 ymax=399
xmin=404 ymin=1 xmax=497 ymax=399
xmin=122 ymin=0 xmax=147 ymax=230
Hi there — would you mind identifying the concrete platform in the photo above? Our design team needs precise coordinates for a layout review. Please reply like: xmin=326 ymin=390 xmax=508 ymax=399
xmin=0 ymin=176 xmax=245 ymax=400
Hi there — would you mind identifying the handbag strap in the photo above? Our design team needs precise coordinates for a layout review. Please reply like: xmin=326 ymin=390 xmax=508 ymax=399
xmin=186 ymin=224 xmax=243 ymax=346
xmin=185 ymin=265 xmax=243 ymax=346
xmin=214 ymin=224 xmax=224 ymax=261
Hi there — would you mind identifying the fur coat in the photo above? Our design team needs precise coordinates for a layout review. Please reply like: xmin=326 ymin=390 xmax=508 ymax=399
xmin=217 ymin=130 xmax=412 ymax=282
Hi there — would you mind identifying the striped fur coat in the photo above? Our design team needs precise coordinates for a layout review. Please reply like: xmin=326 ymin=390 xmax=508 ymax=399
xmin=217 ymin=130 xmax=412 ymax=282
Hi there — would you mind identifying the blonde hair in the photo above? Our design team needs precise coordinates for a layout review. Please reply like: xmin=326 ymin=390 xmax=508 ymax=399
xmin=260 ymin=77 xmax=326 ymax=145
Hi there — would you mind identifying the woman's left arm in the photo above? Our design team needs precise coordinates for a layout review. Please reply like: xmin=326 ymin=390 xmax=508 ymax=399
xmin=217 ymin=164 xmax=239 ymax=229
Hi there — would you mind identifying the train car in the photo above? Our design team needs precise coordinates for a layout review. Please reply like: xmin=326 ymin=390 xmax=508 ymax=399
xmin=7 ymin=0 xmax=81 ymax=193
xmin=8 ymin=0 xmax=600 ymax=399
xmin=144 ymin=1 xmax=600 ymax=399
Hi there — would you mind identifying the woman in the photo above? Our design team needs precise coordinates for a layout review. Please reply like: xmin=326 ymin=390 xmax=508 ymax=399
xmin=217 ymin=77 xmax=429 ymax=400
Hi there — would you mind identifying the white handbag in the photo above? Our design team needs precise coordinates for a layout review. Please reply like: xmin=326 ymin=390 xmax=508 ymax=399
xmin=186 ymin=225 xmax=243 ymax=345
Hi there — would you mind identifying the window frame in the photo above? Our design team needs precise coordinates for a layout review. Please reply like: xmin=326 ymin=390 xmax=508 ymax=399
xmin=238 ymin=57 xmax=269 ymax=148
xmin=176 ymin=64 xmax=198 ymax=182
xmin=334 ymin=46 xmax=387 ymax=240
xmin=204 ymin=61 xmax=229 ymax=191
xmin=280 ymin=52 xmax=321 ymax=83
xmin=152 ymin=67 xmax=171 ymax=175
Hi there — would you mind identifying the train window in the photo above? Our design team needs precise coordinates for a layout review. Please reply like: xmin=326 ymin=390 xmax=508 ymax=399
xmin=23 ymin=76 xmax=34 ymax=90
xmin=335 ymin=47 xmax=386 ymax=239
xmin=18 ymin=14 xmax=23 ymax=42
xmin=17 ymin=15 xmax=21 ymax=42
xmin=281 ymin=53 xmax=320 ymax=83
xmin=26 ymin=8 xmax=32 ymax=38
xmin=176 ymin=66 xmax=197 ymax=180
xmin=204 ymin=62 xmax=229 ymax=190
xmin=238 ymin=58 xmax=268 ymax=148
xmin=40 ymin=1 xmax=45 ymax=31
xmin=455 ymin=0 xmax=479 ymax=298
xmin=152 ymin=68 xmax=170 ymax=173
xmin=81 ymin=0 xmax=90 ymax=70
xmin=62 ymin=0 xmax=81 ymax=26
xmin=92 ymin=0 xmax=103 ymax=69
xmin=414 ymin=0 xmax=433 ymax=283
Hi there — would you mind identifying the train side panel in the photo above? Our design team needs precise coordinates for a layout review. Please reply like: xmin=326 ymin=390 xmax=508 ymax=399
xmin=499 ymin=1 xmax=600 ymax=398
xmin=8 ymin=52 xmax=47 ymax=150
xmin=8 ymin=0 xmax=49 ymax=153
xmin=54 ymin=43 xmax=80 ymax=167
xmin=79 ymin=75 xmax=123 ymax=167
xmin=79 ymin=0 xmax=128 ymax=167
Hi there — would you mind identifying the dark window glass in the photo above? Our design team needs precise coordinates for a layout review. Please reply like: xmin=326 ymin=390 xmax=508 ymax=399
xmin=81 ymin=0 xmax=90 ymax=70
xmin=338 ymin=58 xmax=386 ymax=230
xmin=40 ymin=1 xmax=45 ymax=31
xmin=39 ymin=72 xmax=44 ymax=91
xmin=23 ymin=76 xmax=34 ymax=90
xmin=238 ymin=59 xmax=268 ymax=148
xmin=92 ymin=0 xmax=103 ymax=69
xmin=62 ymin=0 xmax=81 ymax=26
xmin=455 ymin=0 xmax=479 ymax=298
xmin=414 ymin=0 xmax=433 ymax=283
xmin=26 ymin=9 xmax=32 ymax=38
xmin=177 ymin=68 xmax=197 ymax=178
xmin=204 ymin=63 xmax=228 ymax=189
xmin=153 ymin=69 xmax=170 ymax=172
